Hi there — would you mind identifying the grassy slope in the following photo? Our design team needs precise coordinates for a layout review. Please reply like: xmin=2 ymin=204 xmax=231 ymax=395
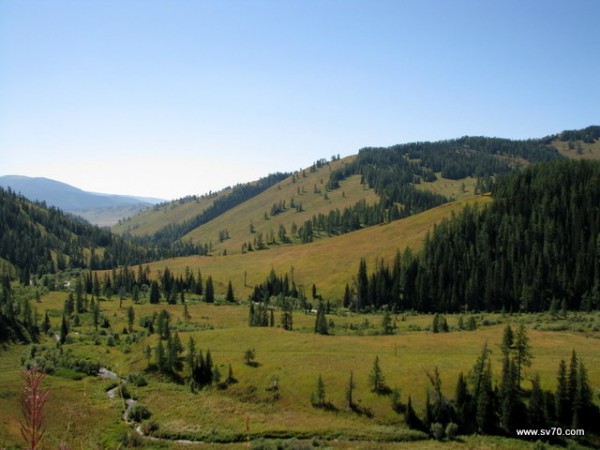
xmin=143 ymin=195 xmax=492 ymax=301
xmin=181 ymin=156 xmax=380 ymax=255
xmin=553 ymin=139 xmax=600 ymax=160
xmin=1 ymin=291 xmax=597 ymax=449
xmin=414 ymin=175 xmax=479 ymax=200
xmin=112 ymin=188 xmax=232 ymax=236
xmin=112 ymin=137 xmax=598 ymax=247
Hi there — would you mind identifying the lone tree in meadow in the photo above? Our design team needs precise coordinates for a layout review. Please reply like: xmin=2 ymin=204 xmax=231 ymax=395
xmin=369 ymin=356 xmax=387 ymax=393
xmin=226 ymin=281 xmax=235 ymax=302
xmin=381 ymin=310 xmax=395 ymax=335
xmin=312 ymin=374 xmax=326 ymax=407
xmin=345 ymin=370 xmax=356 ymax=409
xmin=244 ymin=348 xmax=256 ymax=366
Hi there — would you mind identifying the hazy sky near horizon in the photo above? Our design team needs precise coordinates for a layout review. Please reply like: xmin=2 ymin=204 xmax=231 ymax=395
xmin=1 ymin=0 xmax=599 ymax=200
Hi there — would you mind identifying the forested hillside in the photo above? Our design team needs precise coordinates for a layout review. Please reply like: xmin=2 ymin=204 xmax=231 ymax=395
xmin=0 ymin=187 xmax=151 ymax=281
xmin=326 ymin=135 xmax=563 ymax=232
xmin=357 ymin=160 xmax=600 ymax=313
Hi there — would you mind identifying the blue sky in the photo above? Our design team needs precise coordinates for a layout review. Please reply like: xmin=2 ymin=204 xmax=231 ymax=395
xmin=1 ymin=0 xmax=599 ymax=199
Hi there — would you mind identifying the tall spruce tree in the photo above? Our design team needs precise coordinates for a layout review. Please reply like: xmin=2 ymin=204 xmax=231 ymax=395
xmin=513 ymin=323 xmax=532 ymax=388
xmin=205 ymin=276 xmax=215 ymax=303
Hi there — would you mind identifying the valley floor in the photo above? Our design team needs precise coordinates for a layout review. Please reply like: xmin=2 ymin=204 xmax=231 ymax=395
xmin=1 ymin=294 xmax=599 ymax=449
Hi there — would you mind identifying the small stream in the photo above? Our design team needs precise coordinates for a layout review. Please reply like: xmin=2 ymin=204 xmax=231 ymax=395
xmin=98 ymin=368 xmax=136 ymax=420
xmin=98 ymin=368 xmax=203 ymax=445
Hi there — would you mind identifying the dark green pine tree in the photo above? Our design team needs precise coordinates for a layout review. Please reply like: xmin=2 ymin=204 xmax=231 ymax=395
xmin=356 ymin=258 xmax=369 ymax=311
xmin=157 ymin=309 xmax=171 ymax=340
xmin=226 ymin=281 xmax=235 ymax=302
xmin=280 ymin=301 xmax=293 ymax=331
xmin=226 ymin=363 xmax=236 ymax=384
xmin=170 ymin=332 xmax=183 ymax=371
xmin=59 ymin=314 xmax=69 ymax=344
xmin=499 ymin=355 xmax=519 ymax=434
xmin=500 ymin=324 xmax=514 ymax=358
xmin=127 ymin=305 xmax=135 ymax=332
xmin=203 ymin=349 xmax=213 ymax=385
xmin=41 ymin=311 xmax=51 ymax=334
xmin=313 ymin=374 xmax=326 ymax=407
xmin=155 ymin=340 xmax=166 ymax=371
xmin=454 ymin=371 xmax=471 ymax=431
xmin=405 ymin=395 xmax=424 ymax=431
xmin=572 ymin=359 xmax=593 ymax=429
xmin=314 ymin=301 xmax=328 ymax=335
xmin=345 ymin=370 xmax=355 ymax=409
xmin=144 ymin=344 xmax=152 ymax=368
xmin=381 ymin=310 xmax=394 ymax=335
xmin=195 ymin=269 xmax=203 ymax=295
xmin=369 ymin=356 xmax=386 ymax=393
xmin=528 ymin=373 xmax=547 ymax=429
xmin=149 ymin=280 xmax=161 ymax=304
xmin=64 ymin=292 xmax=74 ymax=316
xmin=513 ymin=323 xmax=533 ymax=389
xmin=343 ymin=283 xmax=352 ymax=308
xmin=475 ymin=361 xmax=495 ymax=434
xmin=92 ymin=300 xmax=100 ymax=330
xmin=186 ymin=336 xmax=196 ymax=369
xmin=248 ymin=302 xmax=256 ymax=326
xmin=567 ymin=350 xmax=578 ymax=419
xmin=205 ymin=276 xmax=215 ymax=303
xmin=166 ymin=336 xmax=177 ymax=372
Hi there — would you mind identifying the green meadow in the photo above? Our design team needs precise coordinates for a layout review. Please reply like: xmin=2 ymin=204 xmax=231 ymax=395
xmin=1 ymin=288 xmax=598 ymax=449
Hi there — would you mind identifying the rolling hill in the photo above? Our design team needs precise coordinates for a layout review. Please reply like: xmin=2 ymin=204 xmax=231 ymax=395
xmin=113 ymin=132 xmax=569 ymax=260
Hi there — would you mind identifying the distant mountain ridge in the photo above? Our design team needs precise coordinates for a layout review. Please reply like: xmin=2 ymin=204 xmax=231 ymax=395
xmin=0 ymin=175 xmax=164 ymax=211
xmin=0 ymin=175 xmax=166 ymax=226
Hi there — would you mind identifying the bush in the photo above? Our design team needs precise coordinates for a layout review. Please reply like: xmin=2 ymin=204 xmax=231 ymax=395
xmin=140 ymin=420 xmax=159 ymax=435
xmin=127 ymin=403 xmax=152 ymax=422
xmin=117 ymin=429 xmax=143 ymax=447
xmin=445 ymin=422 xmax=458 ymax=440
xmin=430 ymin=422 xmax=444 ymax=441
xmin=127 ymin=373 xmax=148 ymax=387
